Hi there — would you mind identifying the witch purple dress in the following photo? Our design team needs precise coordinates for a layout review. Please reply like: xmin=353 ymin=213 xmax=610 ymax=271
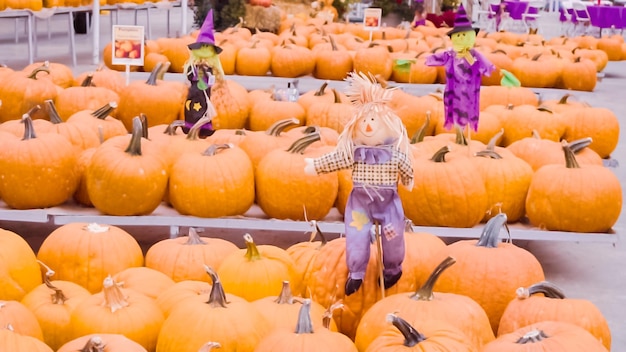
xmin=426 ymin=49 xmax=495 ymax=132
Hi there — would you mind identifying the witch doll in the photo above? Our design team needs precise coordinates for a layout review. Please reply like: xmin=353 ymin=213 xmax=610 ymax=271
xmin=183 ymin=9 xmax=224 ymax=138
xmin=425 ymin=4 xmax=495 ymax=135
xmin=304 ymin=72 xmax=414 ymax=296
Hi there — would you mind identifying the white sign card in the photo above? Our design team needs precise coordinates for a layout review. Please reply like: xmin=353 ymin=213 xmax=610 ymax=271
xmin=363 ymin=8 xmax=382 ymax=30
xmin=111 ymin=25 xmax=145 ymax=66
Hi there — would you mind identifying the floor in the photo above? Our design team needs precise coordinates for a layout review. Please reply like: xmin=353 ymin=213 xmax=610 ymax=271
xmin=1 ymin=6 xmax=626 ymax=350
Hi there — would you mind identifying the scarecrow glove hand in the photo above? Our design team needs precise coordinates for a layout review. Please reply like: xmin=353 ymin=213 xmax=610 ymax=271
xmin=304 ymin=158 xmax=317 ymax=176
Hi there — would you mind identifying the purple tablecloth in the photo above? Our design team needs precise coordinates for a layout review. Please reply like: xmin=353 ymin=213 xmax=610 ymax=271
xmin=586 ymin=5 xmax=623 ymax=29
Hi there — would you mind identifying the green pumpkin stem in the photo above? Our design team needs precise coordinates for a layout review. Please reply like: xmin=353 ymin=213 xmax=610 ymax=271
xmin=516 ymin=329 xmax=549 ymax=344
xmin=203 ymin=265 xmax=229 ymax=308
xmin=410 ymin=111 xmax=431 ymax=144
xmin=185 ymin=227 xmax=207 ymax=245
xmin=561 ymin=140 xmax=580 ymax=169
xmin=243 ymin=233 xmax=262 ymax=261
xmin=124 ymin=117 xmax=143 ymax=156
xmin=430 ymin=146 xmax=450 ymax=162
xmin=266 ymin=118 xmax=300 ymax=137
xmin=45 ymin=100 xmax=64 ymax=124
xmin=92 ymin=102 xmax=118 ymax=120
xmin=145 ymin=62 xmax=164 ymax=86
xmin=102 ymin=276 xmax=129 ymax=313
xmin=295 ymin=299 xmax=314 ymax=334
xmin=517 ymin=281 xmax=566 ymax=300
xmin=79 ymin=336 xmax=106 ymax=352
xmin=386 ymin=313 xmax=427 ymax=347
xmin=476 ymin=213 xmax=510 ymax=248
xmin=21 ymin=105 xmax=42 ymax=141
xmin=37 ymin=260 xmax=68 ymax=305
xmin=410 ymin=256 xmax=456 ymax=301
xmin=286 ymin=132 xmax=321 ymax=154
xmin=275 ymin=281 xmax=295 ymax=304
xmin=80 ymin=73 xmax=95 ymax=87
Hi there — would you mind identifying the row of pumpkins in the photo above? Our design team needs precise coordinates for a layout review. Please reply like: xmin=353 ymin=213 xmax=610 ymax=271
xmin=99 ymin=16 xmax=626 ymax=91
xmin=0 ymin=214 xmax=612 ymax=351
xmin=0 ymin=60 xmax=621 ymax=233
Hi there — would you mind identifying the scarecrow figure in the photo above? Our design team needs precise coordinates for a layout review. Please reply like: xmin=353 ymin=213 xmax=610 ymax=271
xmin=183 ymin=9 xmax=224 ymax=138
xmin=304 ymin=72 xmax=414 ymax=296
xmin=425 ymin=4 xmax=495 ymax=133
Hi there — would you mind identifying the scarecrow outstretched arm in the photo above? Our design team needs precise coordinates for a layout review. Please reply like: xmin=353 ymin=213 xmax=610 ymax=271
xmin=312 ymin=151 xmax=353 ymax=174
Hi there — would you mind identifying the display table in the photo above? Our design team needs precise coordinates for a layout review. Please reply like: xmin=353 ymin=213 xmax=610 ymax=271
xmin=0 ymin=200 xmax=619 ymax=243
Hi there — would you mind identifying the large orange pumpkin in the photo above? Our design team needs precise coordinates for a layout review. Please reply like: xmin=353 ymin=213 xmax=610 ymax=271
xmin=36 ymin=222 xmax=144 ymax=293
xmin=57 ymin=334 xmax=147 ymax=352
xmin=0 ymin=228 xmax=42 ymax=301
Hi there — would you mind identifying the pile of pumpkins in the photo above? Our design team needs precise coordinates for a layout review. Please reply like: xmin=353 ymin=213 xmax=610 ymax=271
xmin=0 ymin=59 xmax=622 ymax=234
xmin=0 ymin=213 xmax=613 ymax=351
xmin=101 ymin=14 xmax=626 ymax=92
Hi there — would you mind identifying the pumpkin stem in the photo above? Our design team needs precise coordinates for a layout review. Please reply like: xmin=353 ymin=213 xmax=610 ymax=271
xmin=266 ymin=118 xmax=300 ymax=137
xmin=430 ymin=145 xmax=450 ymax=163
xmin=145 ymin=62 xmax=164 ymax=86
xmin=322 ymin=299 xmax=343 ymax=330
xmin=185 ymin=227 xmax=207 ymax=245
xmin=21 ymin=105 xmax=42 ymax=141
xmin=486 ymin=128 xmax=504 ymax=151
xmin=516 ymin=329 xmax=549 ymax=344
xmin=139 ymin=113 xmax=149 ymax=139
xmin=80 ymin=73 xmax=95 ymax=87
xmin=386 ymin=313 xmax=427 ymax=347
xmin=454 ymin=125 xmax=468 ymax=145
xmin=329 ymin=34 xmax=338 ymax=51
xmin=410 ymin=256 xmax=456 ymax=301
xmin=275 ymin=281 xmax=296 ymax=304
xmin=476 ymin=213 xmax=510 ymax=248
xmin=294 ymin=299 xmax=314 ymax=334
xmin=286 ymin=132 xmax=321 ymax=154
xmin=92 ymin=102 xmax=118 ymax=120
xmin=37 ymin=260 xmax=68 ymax=304
xmin=307 ymin=220 xmax=327 ymax=247
xmin=203 ymin=265 xmax=229 ymax=308
xmin=198 ymin=342 xmax=222 ymax=352
xmin=475 ymin=149 xmax=503 ymax=159
xmin=157 ymin=61 xmax=172 ymax=80
xmin=314 ymin=81 xmax=329 ymax=96
xmin=561 ymin=140 xmax=580 ymax=169
xmin=567 ymin=137 xmax=593 ymax=155
xmin=331 ymin=89 xmax=342 ymax=104
xmin=124 ymin=117 xmax=143 ymax=156
xmin=79 ymin=336 xmax=106 ymax=352
xmin=517 ymin=281 xmax=566 ymax=300
xmin=44 ymin=100 xmax=63 ymax=124
xmin=27 ymin=63 xmax=50 ymax=79
xmin=243 ymin=233 xmax=262 ymax=261
xmin=162 ymin=120 xmax=187 ymax=136
xmin=186 ymin=115 xmax=213 ymax=141
xmin=102 ymin=276 xmax=129 ymax=313
xmin=202 ymin=143 xmax=233 ymax=156
xmin=410 ymin=112 xmax=431 ymax=144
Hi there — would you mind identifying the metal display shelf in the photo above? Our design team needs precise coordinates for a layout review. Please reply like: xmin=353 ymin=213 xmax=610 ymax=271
xmin=0 ymin=201 xmax=620 ymax=244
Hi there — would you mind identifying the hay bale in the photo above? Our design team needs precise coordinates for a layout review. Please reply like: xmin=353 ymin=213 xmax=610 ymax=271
xmin=244 ymin=4 xmax=282 ymax=32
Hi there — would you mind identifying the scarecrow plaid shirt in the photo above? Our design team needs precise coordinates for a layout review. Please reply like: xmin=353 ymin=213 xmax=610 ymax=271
xmin=313 ymin=145 xmax=413 ymax=188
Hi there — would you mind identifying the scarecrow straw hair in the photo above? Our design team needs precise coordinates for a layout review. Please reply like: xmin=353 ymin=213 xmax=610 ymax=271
xmin=335 ymin=71 xmax=411 ymax=162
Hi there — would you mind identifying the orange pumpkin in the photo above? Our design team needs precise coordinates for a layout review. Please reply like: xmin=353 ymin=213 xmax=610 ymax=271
xmin=36 ymin=222 xmax=144 ymax=293
xmin=145 ymin=227 xmax=239 ymax=283
xmin=112 ymin=267 xmax=176 ymax=300
xmin=0 ymin=228 xmax=42 ymax=301
xmin=57 ymin=334 xmax=147 ymax=352
xmin=0 ymin=327 xmax=53 ymax=352
xmin=0 ymin=300 xmax=44 ymax=340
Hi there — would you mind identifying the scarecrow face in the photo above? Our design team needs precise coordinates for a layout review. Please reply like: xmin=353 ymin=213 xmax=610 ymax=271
xmin=193 ymin=44 xmax=218 ymax=59
xmin=451 ymin=30 xmax=476 ymax=53
xmin=353 ymin=113 xmax=393 ymax=146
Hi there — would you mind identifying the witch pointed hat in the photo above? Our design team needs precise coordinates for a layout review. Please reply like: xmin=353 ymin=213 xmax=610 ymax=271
xmin=188 ymin=9 xmax=222 ymax=53
xmin=446 ymin=4 xmax=479 ymax=37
